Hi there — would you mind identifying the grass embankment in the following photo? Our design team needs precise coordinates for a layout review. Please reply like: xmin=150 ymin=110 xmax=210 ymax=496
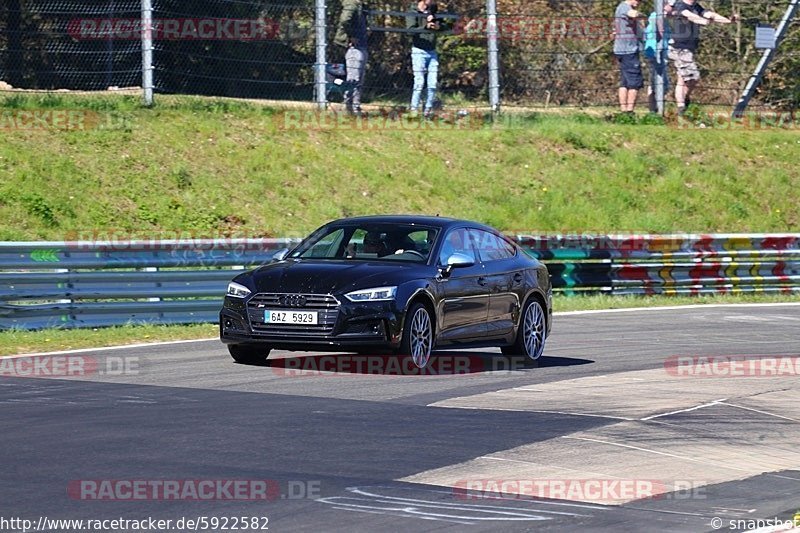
xmin=1 ymin=94 xmax=798 ymax=240
xmin=1 ymin=94 xmax=798 ymax=355
xmin=2 ymin=293 xmax=798 ymax=356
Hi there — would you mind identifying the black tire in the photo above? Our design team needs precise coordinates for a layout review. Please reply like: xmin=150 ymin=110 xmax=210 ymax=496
xmin=228 ymin=344 xmax=271 ymax=365
xmin=399 ymin=302 xmax=434 ymax=369
xmin=501 ymin=298 xmax=546 ymax=361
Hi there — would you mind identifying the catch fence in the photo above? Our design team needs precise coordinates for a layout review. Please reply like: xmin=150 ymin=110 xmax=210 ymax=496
xmin=1 ymin=0 xmax=798 ymax=112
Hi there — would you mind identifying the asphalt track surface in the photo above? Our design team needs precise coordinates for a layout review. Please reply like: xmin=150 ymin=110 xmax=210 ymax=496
xmin=2 ymin=304 xmax=800 ymax=532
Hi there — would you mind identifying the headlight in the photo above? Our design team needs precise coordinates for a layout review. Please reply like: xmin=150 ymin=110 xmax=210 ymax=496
xmin=345 ymin=286 xmax=397 ymax=302
xmin=226 ymin=282 xmax=251 ymax=298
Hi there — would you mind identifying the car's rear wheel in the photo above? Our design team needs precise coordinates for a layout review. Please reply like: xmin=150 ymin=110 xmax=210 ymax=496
xmin=502 ymin=298 xmax=546 ymax=361
xmin=228 ymin=344 xmax=271 ymax=365
xmin=400 ymin=302 xmax=433 ymax=369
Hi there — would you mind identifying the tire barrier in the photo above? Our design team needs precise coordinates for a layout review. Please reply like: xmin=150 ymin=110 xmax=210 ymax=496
xmin=1 ymin=234 xmax=798 ymax=330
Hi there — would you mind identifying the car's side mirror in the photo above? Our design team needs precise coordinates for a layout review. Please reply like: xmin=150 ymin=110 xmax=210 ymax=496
xmin=441 ymin=252 xmax=475 ymax=276
xmin=272 ymin=248 xmax=289 ymax=262
xmin=446 ymin=252 xmax=475 ymax=268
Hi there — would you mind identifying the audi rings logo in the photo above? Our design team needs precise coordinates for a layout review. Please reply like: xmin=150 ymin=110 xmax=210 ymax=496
xmin=279 ymin=294 xmax=308 ymax=308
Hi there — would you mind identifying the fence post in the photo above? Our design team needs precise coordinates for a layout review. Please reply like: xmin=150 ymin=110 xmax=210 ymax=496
xmin=654 ymin=0 xmax=666 ymax=114
xmin=141 ymin=0 xmax=154 ymax=106
xmin=315 ymin=0 xmax=328 ymax=109
xmin=733 ymin=0 xmax=799 ymax=117
xmin=486 ymin=0 xmax=500 ymax=113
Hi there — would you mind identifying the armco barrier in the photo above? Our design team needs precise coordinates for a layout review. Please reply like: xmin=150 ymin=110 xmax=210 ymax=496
xmin=0 ymin=238 xmax=297 ymax=330
xmin=1 ymin=234 xmax=798 ymax=330
xmin=517 ymin=233 xmax=800 ymax=296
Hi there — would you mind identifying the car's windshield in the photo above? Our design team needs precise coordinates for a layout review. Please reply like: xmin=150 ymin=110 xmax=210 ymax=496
xmin=289 ymin=224 xmax=439 ymax=263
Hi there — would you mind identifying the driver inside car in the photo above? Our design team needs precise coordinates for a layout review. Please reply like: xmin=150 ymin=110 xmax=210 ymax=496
xmin=363 ymin=231 xmax=391 ymax=257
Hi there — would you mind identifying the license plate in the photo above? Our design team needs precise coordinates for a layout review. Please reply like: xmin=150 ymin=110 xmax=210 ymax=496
xmin=264 ymin=310 xmax=318 ymax=325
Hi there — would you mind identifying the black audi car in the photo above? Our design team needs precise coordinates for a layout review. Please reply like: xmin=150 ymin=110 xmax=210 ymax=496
xmin=220 ymin=215 xmax=552 ymax=368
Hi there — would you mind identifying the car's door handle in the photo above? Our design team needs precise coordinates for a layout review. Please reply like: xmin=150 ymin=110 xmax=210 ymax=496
xmin=477 ymin=277 xmax=488 ymax=286
xmin=513 ymin=273 xmax=523 ymax=283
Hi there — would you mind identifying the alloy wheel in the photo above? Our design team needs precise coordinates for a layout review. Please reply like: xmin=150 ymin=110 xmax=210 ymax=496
xmin=410 ymin=307 xmax=433 ymax=368
xmin=523 ymin=301 xmax=546 ymax=360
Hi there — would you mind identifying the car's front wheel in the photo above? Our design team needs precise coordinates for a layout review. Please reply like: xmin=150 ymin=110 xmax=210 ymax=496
xmin=399 ymin=302 xmax=434 ymax=369
xmin=228 ymin=344 xmax=271 ymax=365
xmin=502 ymin=298 xmax=546 ymax=361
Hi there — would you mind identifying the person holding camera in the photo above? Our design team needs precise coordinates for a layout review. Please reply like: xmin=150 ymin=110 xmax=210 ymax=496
xmin=334 ymin=0 xmax=370 ymax=116
xmin=406 ymin=0 xmax=443 ymax=118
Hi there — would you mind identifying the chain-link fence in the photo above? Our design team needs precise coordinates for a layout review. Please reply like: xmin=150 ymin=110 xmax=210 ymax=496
xmin=495 ymin=0 xmax=800 ymax=110
xmin=0 ymin=0 xmax=142 ymax=91
xmin=1 ymin=0 xmax=798 ymax=111
xmin=153 ymin=0 xmax=316 ymax=100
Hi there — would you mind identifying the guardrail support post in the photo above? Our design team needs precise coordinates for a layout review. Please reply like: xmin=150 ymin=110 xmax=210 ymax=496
xmin=733 ymin=0 xmax=799 ymax=117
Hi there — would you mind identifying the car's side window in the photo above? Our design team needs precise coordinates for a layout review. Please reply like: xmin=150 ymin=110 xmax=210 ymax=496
xmin=299 ymin=228 xmax=346 ymax=258
xmin=470 ymin=229 xmax=517 ymax=262
xmin=439 ymin=228 xmax=476 ymax=265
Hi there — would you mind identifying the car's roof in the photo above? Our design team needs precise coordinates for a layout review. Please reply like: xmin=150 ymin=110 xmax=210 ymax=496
xmin=323 ymin=215 xmax=499 ymax=232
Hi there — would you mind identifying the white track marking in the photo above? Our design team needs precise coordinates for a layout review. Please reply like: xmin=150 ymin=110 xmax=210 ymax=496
xmin=717 ymin=402 xmax=800 ymax=423
xmin=347 ymin=486 xmax=600 ymax=513
xmin=640 ymin=399 xmax=728 ymax=421
xmin=561 ymin=436 xmax=754 ymax=474
xmin=478 ymin=456 xmax=623 ymax=480
xmin=435 ymin=403 xmax=635 ymax=421
xmin=555 ymin=302 xmax=800 ymax=316
xmin=314 ymin=486 xmax=598 ymax=524
xmin=2 ymin=338 xmax=217 ymax=358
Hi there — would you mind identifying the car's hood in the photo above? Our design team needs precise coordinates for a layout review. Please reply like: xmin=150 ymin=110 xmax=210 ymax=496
xmin=248 ymin=260 xmax=429 ymax=294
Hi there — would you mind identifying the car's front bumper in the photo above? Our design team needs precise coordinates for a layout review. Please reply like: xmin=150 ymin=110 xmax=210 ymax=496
xmin=219 ymin=294 xmax=405 ymax=351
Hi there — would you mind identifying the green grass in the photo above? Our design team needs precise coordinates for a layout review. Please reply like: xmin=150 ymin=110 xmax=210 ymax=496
xmin=0 ymin=323 xmax=218 ymax=356
xmin=551 ymin=293 xmax=799 ymax=312
xmin=1 ymin=94 xmax=799 ymax=241
xmin=1 ymin=293 xmax=797 ymax=356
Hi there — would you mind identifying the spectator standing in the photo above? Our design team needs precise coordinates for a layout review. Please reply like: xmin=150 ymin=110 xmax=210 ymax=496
xmin=644 ymin=0 xmax=673 ymax=113
xmin=334 ymin=0 xmax=370 ymax=116
xmin=668 ymin=0 xmax=734 ymax=115
xmin=406 ymin=0 xmax=442 ymax=117
xmin=613 ymin=0 xmax=646 ymax=113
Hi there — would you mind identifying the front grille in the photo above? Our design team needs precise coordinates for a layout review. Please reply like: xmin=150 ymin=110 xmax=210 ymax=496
xmin=246 ymin=293 xmax=340 ymax=336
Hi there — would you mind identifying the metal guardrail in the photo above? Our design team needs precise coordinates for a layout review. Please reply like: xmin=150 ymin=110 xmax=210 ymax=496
xmin=0 ymin=239 xmax=297 ymax=330
xmin=1 ymin=234 xmax=798 ymax=330
xmin=517 ymin=233 xmax=800 ymax=296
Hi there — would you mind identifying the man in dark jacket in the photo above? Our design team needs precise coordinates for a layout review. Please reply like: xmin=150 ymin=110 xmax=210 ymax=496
xmin=334 ymin=0 xmax=369 ymax=115
xmin=668 ymin=0 xmax=733 ymax=115
xmin=406 ymin=0 xmax=442 ymax=117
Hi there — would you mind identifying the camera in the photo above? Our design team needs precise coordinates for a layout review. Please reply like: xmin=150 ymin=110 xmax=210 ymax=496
xmin=426 ymin=2 xmax=440 ymax=27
